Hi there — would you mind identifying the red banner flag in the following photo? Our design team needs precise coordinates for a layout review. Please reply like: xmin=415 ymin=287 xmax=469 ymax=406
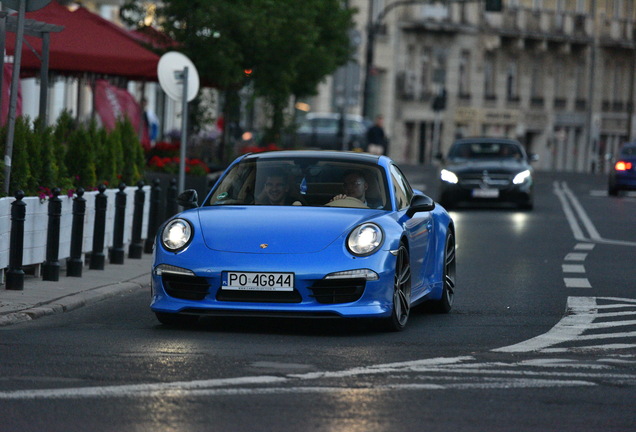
xmin=94 ymin=79 xmax=142 ymax=132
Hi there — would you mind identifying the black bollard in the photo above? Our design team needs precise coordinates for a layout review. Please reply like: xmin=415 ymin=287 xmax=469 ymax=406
xmin=6 ymin=191 xmax=26 ymax=290
xmin=89 ymin=184 xmax=108 ymax=270
xmin=109 ymin=183 xmax=127 ymax=264
xmin=144 ymin=178 xmax=162 ymax=254
xmin=166 ymin=178 xmax=178 ymax=218
xmin=67 ymin=188 xmax=86 ymax=277
xmin=42 ymin=188 xmax=62 ymax=281
xmin=128 ymin=181 xmax=145 ymax=259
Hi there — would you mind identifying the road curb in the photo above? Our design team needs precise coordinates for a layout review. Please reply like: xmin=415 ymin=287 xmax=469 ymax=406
xmin=0 ymin=279 xmax=149 ymax=327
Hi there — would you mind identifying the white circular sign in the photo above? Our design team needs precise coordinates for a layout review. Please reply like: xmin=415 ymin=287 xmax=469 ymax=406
xmin=157 ymin=52 xmax=200 ymax=102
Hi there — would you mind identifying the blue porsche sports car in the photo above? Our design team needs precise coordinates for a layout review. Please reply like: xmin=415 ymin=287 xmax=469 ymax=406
xmin=151 ymin=151 xmax=455 ymax=331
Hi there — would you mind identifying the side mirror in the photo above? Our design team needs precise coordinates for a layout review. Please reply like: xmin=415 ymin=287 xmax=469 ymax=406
xmin=177 ymin=189 xmax=199 ymax=209
xmin=529 ymin=153 xmax=539 ymax=163
xmin=406 ymin=194 xmax=435 ymax=217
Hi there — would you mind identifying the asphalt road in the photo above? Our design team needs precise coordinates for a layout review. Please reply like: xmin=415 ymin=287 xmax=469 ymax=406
xmin=1 ymin=167 xmax=635 ymax=432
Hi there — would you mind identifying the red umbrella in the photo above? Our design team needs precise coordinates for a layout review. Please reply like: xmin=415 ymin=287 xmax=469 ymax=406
xmin=4 ymin=1 xmax=159 ymax=81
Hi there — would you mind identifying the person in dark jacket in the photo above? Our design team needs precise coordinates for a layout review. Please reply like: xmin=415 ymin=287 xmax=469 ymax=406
xmin=366 ymin=114 xmax=387 ymax=155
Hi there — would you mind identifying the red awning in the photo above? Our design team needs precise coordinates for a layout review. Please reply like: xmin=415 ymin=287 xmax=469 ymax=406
xmin=4 ymin=1 xmax=159 ymax=81
xmin=129 ymin=25 xmax=180 ymax=51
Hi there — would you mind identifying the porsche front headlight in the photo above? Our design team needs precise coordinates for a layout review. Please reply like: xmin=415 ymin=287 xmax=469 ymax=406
xmin=161 ymin=218 xmax=193 ymax=252
xmin=347 ymin=223 xmax=383 ymax=256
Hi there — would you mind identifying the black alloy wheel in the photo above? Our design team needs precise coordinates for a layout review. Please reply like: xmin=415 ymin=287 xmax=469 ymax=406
xmin=384 ymin=244 xmax=411 ymax=331
xmin=432 ymin=230 xmax=456 ymax=313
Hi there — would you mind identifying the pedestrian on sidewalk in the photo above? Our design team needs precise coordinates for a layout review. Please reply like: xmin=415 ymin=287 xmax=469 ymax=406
xmin=366 ymin=114 xmax=388 ymax=155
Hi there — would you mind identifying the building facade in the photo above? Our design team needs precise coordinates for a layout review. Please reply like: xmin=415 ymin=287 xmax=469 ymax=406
xmin=312 ymin=0 xmax=636 ymax=173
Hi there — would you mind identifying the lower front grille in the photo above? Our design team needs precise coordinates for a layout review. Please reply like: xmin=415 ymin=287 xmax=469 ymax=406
xmin=309 ymin=278 xmax=366 ymax=304
xmin=216 ymin=289 xmax=302 ymax=303
xmin=162 ymin=274 xmax=210 ymax=300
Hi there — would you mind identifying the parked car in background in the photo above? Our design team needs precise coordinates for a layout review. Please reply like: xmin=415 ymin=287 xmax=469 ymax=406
xmin=151 ymin=150 xmax=456 ymax=331
xmin=608 ymin=142 xmax=636 ymax=196
xmin=438 ymin=137 xmax=536 ymax=210
xmin=289 ymin=112 xmax=370 ymax=151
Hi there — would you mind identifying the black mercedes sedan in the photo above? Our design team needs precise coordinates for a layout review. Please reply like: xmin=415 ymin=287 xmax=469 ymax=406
xmin=437 ymin=137 xmax=535 ymax=210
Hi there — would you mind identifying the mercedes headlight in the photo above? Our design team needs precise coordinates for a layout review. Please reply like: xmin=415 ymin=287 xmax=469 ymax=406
xmin=513 ymin=169 xmax=531 ymax=185
xmin=440 ymin=169 xmax=459 ymax=184
xmin=347 ymin=223 xmax=384 ymax=256
xmin=161 ymin=218 xmax=193 ymax=252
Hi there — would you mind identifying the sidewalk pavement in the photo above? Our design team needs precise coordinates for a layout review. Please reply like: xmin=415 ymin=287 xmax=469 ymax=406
xmin=0 ymin=253 xmax=153 ymax=326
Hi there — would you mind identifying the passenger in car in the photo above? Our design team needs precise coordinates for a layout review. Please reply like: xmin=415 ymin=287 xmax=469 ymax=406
xmin=329 ymin=170 xmax=383 ymax=208
xmin=257 ymin=170 xmax=304 ymax=206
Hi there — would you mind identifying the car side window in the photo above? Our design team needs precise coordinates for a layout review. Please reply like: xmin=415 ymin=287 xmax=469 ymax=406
xmin=390 ymin=165 xmax=414 ymax=211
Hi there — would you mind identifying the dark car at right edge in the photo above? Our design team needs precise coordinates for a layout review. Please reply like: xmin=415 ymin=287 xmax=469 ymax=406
xmin=608 ymin=142 xmax=636 ymax=196
xmin=438 ymin=137 xmax=535 ymax=210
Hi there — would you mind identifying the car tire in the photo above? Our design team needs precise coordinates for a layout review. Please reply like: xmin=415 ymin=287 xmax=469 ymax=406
xmin=383 ymin=243 xmax=411 ymax=332
xmin=608 ymin=184 xmax=619 ymax=196
xmin=431 ymin=229 xmax=456 ymax=313
xmin=155 ymin=312 xmax=199 ymax=327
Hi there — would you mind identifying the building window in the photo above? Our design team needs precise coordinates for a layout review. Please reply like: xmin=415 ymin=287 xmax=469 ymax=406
xmin=459 ymin=50 xmax=471 ymax=98
xmin=433 ymin=48 xmax=447 ymax=87
xmin=530 ymin=60 xmax=544 ymax=106
xmin=506 ymin=60 xmax=519 ymax=102
xmin=574 ymin=62 xmax=586 ymax=108
xmin=484 ymin=54 xmax=496 ymax=100
xmin=609 ymin=58 xmax=628 ymax=111
xmin=575 ymin=0 xmax=586 ymax=14
xmin=420 ymin=47 xmax=432 ymax=99
xmin=603 ymin=59 xmax=614 ymax=108
xmin=554 ymin=60 xmax=568 ymax=108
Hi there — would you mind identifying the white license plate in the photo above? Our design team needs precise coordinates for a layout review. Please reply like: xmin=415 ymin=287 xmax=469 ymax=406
xmin=222 ymin=272 xmax=294 ymax=291
xmin=472 ymin=188 xmax=499 ymax=198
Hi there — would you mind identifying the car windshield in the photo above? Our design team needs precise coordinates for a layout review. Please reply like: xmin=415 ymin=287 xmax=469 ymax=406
xmin=449 ymin=142 xmax=523 ymax=160
xmin=205 ymin=156 xmax=390 ymax=210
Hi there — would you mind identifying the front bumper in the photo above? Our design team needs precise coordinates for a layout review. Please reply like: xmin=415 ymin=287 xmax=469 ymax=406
xmin=439 ymin=178 xmax=533 ymax=207
xmin=150 ymin=247 xmax=398 ymax=319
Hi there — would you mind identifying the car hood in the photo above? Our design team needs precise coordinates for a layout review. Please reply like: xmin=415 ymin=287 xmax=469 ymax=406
xmin=446 ymin=159 xmax=529 ymax=174
xmin=194 ymin=206 xmax=384 ymax=254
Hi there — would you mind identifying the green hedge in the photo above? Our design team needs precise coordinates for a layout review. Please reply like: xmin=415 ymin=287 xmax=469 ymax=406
xmin=0 ymin=111 xmax=146 ymax=197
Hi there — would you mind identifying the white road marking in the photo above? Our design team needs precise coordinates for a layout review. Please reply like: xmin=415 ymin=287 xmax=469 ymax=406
xmin=564 ymin=252 xmax=587 ymax=261
xmin=564 ymin=278 xmax=592 ymax=288
xmin=493 ymin=297 xmax=597 ymax=353
xmin=560 ymin=183 xmax=602 ymax=240
xmin=574 ymin=243 xmax=595 ymax=251
xmin=554 ymin=181 xmax=586 ymax=241
xmin=591 ymin=190 xmax=636 ymax=198
xmin=554 ymin=182 xmax=636 ymax=247
xmin=494 ymin=297 xmax=636 ymax=353
xmin=562 ymin=264 xmax=585 ymax=273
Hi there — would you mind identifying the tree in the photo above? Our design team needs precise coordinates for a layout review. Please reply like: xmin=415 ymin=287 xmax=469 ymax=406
xmin=121 ymin=0 xmax=355 ymax=144
xmin=65 ymin=124 xmax=97 ymax=189
xmin=9 ymin=117 xmax=34 ymax=194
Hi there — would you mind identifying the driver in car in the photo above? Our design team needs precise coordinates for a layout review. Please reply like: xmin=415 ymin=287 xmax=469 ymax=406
xmin=329 ymin=170 xmax=370 ymax=206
